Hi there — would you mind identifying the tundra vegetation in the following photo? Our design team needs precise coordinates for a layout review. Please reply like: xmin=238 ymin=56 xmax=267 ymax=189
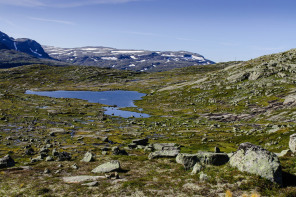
xmin=1 ymin=49 xmax=296 ymax=196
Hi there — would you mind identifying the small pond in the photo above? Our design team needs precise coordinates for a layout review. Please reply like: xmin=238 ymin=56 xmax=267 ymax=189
xmin=25 ymin=90 xmax=150 ymax=118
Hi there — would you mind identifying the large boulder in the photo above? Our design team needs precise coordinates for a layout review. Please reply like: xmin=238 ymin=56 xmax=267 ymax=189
xmin=92 ymin=160 xmax=121 ymax=173
xmin=289 ymin=133 xmax=296 ymax=153
xmin=0 ymin=155 xmax=15 ymax=168
xmin=176 ymin=152 xmax=229 ymax=170
xmin=229 ymin=142 xmax=282 ymax=185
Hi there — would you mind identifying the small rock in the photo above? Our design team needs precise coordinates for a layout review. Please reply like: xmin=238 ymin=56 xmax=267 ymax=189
xmin=44 ymin=168 xmax=50 ymax=174
xmin=71 ymin=164 xmax=79 ymax=170
xmin=52 ymin=149 xmax=59 ymax=156
xmin=81 ymin=152 xmax=95 ymax=162
xmin=0 ymin=155 xmax=15 ymax=168
xmin=214 ymin=147 xmax=221 ymax=153
xmin=191 ymin=163 xmax=203 ymax=175
xmin=128 ymin=143 xmax=137 ymax=149
xmin=25 ymin=147 xmax=35 ymax=155
xmin=289 ymin=134 xmax=296 ymax=153
xmin=112 ymin=147 xmax=128 ymax=156
xmin=100 ymin=137 xmax=109 ymax=142
xmin=276 ymin=149 xmax=292 ymax=157
xmin=45 ymin=156 xmax=54 ymax=162
xmin=199 ymin=172 xmax=208 ymax=182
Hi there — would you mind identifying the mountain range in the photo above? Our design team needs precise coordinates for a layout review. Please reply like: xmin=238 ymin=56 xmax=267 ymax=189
xmin=0 ymin=31 xmax=214 ymax=71
xmin=43 ymin=46 xmax=215 ymax=72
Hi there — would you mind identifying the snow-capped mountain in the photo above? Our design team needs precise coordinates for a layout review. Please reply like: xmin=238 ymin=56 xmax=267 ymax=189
xmin=0 ymin=31 xmax=51 ymax=59
xmin=43 ymin=46 xmax=215 ymax=72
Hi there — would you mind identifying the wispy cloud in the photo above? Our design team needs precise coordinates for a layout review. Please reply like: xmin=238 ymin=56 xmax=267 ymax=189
xmin=0 ymin=0 xmax=145 ymax=7
xmin=0 ymin=0 xmax=45 ymax=7
xmin=29 ymin=17 xmax=75 ymax=25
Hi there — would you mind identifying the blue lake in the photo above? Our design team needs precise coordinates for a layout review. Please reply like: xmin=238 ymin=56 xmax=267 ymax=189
xmin=25 ymin=90 xmax=150 ymax=118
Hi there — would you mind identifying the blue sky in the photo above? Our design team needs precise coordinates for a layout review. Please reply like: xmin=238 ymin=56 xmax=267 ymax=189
xmin=0 ymin=0 xmax=296 ymax=62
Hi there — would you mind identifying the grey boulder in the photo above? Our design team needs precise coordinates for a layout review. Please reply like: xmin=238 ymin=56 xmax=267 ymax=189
xmin=176 ymin=152 xmax=229 ymax=170
xmin=92 ymin=160 xmax=121 ymax=173
xmin=229 ymin=142 xmax=282 ymax=185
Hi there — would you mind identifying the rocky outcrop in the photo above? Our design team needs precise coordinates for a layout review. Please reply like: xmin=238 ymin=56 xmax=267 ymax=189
xmin=289 ymin=134 xmax=296 ymax=153
xmin=92 ymin=160 xmax=121 ymax=173
xmin=176 ymin=152 xmax=229 ymax=170
xmin=229 ymin=142 xmax=282 ymax=185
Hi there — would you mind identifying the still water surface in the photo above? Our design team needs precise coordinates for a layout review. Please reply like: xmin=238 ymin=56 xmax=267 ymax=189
xmin=25 ymin=90 xmax=150 ymax=118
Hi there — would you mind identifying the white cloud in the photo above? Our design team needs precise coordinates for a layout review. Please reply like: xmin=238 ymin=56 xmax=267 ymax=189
xmin=0 ymin=0 xmax=145 ymax=7
xmin=29 ymin=17 xmax=75 ymax=25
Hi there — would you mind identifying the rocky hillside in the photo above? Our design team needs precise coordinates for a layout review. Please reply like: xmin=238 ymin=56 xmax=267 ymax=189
xmin=1 ymin=49 xmax=296 ymax=196
xmin=43 ymin=46 xmax=215 ymax=72
xmin=0 ymin=31 xmax=51 ymax=59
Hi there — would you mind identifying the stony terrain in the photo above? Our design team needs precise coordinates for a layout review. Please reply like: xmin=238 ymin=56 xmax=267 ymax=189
xmin=0 ymin=49 xmax=296 ymax=196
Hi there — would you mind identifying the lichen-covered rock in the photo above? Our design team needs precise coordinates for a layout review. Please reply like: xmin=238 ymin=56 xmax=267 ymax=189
xmin=289 ymin=133 xmax=296 ymax=153
xmin=229 ymin=142 xmax=282 ymax=185
xmin=283 ymin=93 xmax=296 ymax=106
xmin=0 ymin=155 xmax=15 ymax=168
xmin=81 ymin=152 xmax=95 ymax=162
xmin=92 ymin=160 xmax=121 ymax=173
xmin=63 ymin=176 xmax=104 ymax=183
xmin=152 ymin=143 xmax=180 ymax=151
xmin=176 ymin=152 xmax=229 ymax=170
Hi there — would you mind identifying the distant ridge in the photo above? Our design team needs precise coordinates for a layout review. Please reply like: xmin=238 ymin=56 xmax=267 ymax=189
xmin=0 ymin=31 xmax=51 ymax=59
xmin=43 ymin=46 xmax=215 ymax=72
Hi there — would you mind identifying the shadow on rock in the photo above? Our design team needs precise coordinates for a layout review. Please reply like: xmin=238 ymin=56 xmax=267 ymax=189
xmin=282 ymin=171 xmax=296 ymax=187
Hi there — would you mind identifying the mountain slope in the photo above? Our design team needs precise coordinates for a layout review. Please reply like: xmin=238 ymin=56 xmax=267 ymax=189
xmin=43 ymin=46 xmax=215 ymax=72
xmin=0 ymin=31 xmax=51 ymax=59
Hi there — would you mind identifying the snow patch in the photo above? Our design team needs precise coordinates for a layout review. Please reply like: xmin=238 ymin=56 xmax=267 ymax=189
xmin=192 ymin=55 xmax=205 ymax=61
xmin=102 ymin=57 xmax=118 ymax=61
xmin=111 ymin=50 xmax=144 ymax=54
xmin=30 ymin=48 xmax=42 ymax=57
xmin=14 ymin=42 xmax=18 ymax=50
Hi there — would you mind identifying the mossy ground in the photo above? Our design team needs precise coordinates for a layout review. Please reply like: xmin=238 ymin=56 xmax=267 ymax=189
xmin=0 ymin=57 xmax=296 ymax=196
